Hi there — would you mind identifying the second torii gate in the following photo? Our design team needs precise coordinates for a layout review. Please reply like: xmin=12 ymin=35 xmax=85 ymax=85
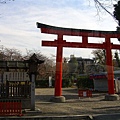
xmin=37 ymin=22 xmax=120 ymax=101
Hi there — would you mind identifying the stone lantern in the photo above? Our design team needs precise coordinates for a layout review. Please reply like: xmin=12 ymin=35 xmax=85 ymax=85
xmin=26 ymin=53 xmax=44 ymax=110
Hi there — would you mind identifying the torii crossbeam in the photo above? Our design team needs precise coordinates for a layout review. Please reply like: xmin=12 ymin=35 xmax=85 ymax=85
xmin=37 ymin=22 xmax=120 ymax=101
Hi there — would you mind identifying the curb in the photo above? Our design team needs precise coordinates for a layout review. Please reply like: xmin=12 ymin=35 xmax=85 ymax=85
xmin=0 ymin=115 xmax=92 ymax=120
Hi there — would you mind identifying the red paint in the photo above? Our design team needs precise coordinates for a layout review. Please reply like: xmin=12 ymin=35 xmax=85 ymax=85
xmin=78 ymin=90 xmax=92 ymax=97
xmin=37 ymin=23 xmax=120 ymax=96
xmin=54 ymin=34 xmax=63 ymax=96
xmin=105 ymin=36 xmax=114 ymax=94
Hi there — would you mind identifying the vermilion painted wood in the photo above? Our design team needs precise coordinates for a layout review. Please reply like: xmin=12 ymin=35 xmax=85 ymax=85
xmin=0 ymin=100 xmax=22 ymax=116
xmin=37 ymin=22 xmax=120 ymax=96
xmin=37 ymin=23 xmax=120 ymax=38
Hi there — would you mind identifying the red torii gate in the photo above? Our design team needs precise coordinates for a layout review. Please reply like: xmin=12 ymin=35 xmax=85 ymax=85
xmin=37 ymin=22 xmax=120 ymax=101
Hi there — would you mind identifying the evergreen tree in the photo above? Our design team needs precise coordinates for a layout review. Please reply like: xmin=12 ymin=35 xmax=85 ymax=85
xmin=68 ymin=55 xmax=78 ymax=77
xmin=113 ymin=1 xmax=120 ymax=41
xmin=114 ymin=51 xmax=120 ymax=67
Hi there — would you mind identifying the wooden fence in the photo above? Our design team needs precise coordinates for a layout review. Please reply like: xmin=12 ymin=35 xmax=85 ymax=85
xmin=0 ymin=99 xmax=22 ymax=116
xmin=0 ymin=84 xmax=31 ymax=98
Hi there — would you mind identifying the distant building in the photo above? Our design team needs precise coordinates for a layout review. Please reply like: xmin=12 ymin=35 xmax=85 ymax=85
xmin=77 ymin=57 xmax=94 ymax=74
xmin=70 ymin=54 xmax=108 ymax=74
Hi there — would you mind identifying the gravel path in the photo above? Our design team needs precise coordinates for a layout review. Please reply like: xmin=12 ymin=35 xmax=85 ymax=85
xmin=35 ymin=87 xmax=120 ymax=116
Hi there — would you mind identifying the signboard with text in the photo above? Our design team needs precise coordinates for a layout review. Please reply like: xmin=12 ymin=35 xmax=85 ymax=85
xmin=3 ymin=72 xmax=30 ymax=82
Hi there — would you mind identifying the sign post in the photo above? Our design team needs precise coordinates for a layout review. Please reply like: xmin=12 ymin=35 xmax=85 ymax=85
xmin=31 ymin=74 xmax=35 ymax=111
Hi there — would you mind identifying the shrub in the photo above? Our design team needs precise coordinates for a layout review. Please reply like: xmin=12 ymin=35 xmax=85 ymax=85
xmin=35 ymin=80 xmax=49 ymax=88
xmin=62 ymin=78 xmax=73 ymax=88
xmin=35 ymin=78 xmax=73 ymax=88
xmin=76 ymin=76 xmax=94 ymax=89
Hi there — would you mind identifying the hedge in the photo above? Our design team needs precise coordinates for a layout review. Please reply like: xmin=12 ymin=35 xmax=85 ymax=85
xmin=76 ymin=76 xmax=94 ymax=89
xmin=35 ymin=78 xmax=73 ymax=88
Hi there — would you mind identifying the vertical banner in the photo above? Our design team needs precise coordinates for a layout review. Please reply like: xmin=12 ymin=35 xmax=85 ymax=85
xmin=49 ymin=76 xmax=52 ymax=87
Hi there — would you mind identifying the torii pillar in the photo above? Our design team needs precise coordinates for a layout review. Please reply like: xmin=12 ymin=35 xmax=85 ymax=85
xmin=105 ymin=37 xmax=119 ymax=100
xmin=37 ymin=22 xmax=120 ymax=101
xmin=53 ymin=34 xmax=66 ymax=102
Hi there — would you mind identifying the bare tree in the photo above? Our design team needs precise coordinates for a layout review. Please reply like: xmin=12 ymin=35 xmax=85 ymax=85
xmin=0 ymin=0 xmax=14 ymax=4
xmin=23 ymin=49 xmax=56 ymax=80
xmin=92 ymin=49 xmax=106 ymax=65
xmin=3 ymin=47 xmax=22 ymax=61
xmin=91 ymin=0 xmax=119 ymax=22
xmin=24 ymin=49 xmax=46 ymax=60
xmin=0 ymin=46 xmax=23 ymax=61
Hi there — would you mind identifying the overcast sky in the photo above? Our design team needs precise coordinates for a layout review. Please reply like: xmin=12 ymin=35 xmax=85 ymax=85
xmin=0 ymin=0 xmax=119 ymax=59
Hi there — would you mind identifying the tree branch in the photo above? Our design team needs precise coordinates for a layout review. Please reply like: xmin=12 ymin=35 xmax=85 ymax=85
xmin=0 ymin=0 xmax=14 ymax=4
xmin=94 ymin=0 xmax=118 ymax=23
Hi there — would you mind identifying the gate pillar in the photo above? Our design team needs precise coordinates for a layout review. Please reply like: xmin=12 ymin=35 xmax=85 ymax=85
xmin=51 ymin=34 xmax=65 ymax=102
xmin=55 ymin=34 xmax=63 ymax=96
xmin=105 ymin=36 xmax=119 ymax=100
xmin=105 ymin=36 xmax=114 ymax=94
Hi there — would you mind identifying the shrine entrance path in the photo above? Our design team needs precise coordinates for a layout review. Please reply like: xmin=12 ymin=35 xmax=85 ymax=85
xmin=35 ymin=87 xmax=120 ymax=116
